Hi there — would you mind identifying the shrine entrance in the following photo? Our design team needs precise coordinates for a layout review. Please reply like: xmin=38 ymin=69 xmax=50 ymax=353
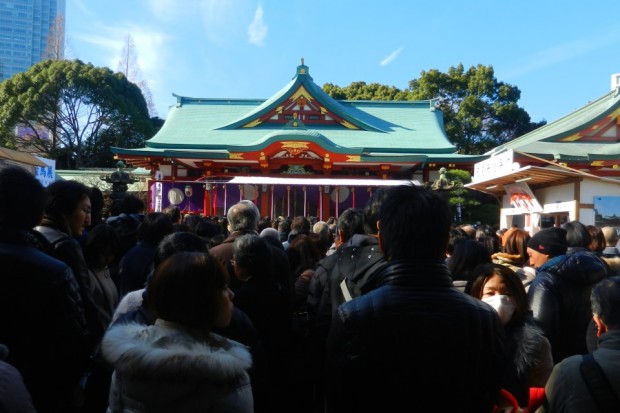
xmin=150 ymin=176 xmax=416 ymax=220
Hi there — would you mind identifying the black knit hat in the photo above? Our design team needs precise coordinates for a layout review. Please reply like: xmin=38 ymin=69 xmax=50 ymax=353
xmin=527 ymin=227 xmax=568 ymax=257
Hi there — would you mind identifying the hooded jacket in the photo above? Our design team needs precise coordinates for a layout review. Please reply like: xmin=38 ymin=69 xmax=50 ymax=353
xmin=527 ymin=248 xmax=609 ymax=363
xmin=102 ymin=320 xmax=253 ymax=413
xmin=601 ymin=246 xmax=620 ymax=275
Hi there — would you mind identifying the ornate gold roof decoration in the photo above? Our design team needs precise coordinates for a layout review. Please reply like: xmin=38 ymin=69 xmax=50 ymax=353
xmin=340 ymin=120 xmax=359 ymax=130
xmin=281 ymin=141 xmax=309 ymax=156
xmin=242 ymin=118 xmax=262 ymax=128
xmin=229 ymin=152 xmax=245 ymax=160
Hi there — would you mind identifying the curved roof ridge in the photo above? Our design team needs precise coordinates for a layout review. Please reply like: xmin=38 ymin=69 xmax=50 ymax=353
xmin=487 ymin=88 xmax=620 ymax=156
xmin=217 ymin=60 xmax=386 ymax=132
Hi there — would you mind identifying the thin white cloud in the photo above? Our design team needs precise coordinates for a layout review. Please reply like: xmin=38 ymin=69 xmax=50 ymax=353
xmin=124 ymin=29 xmax=167 ymax=75
xmin=73 ymin=23 xmax=169 ymax=95
xmin=380 ymin=47 xmax=404 ymax=66
xmin=143 ymin=0 xmax=187 ymax=22
xmin=72 ymin=0 xmax=94 ymax=18
xmin=200 ymin=0 xmax=246 ymax=44
xmin=73 ymin=32 xmax=120 ymax=58
xmin=502 ymin=30 xmax=620 ymax=80
xmin=248 ymin=4 xmax=268 ymax=46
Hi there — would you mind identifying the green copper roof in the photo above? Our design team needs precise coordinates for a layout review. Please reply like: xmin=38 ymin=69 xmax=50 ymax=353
xmin=219 ymin=62 xmax=385 ymax=133
xmin=487 ymin=88 xmax=620 ymax=161
xmin=113 ymin=61 xmax=487 ymax=164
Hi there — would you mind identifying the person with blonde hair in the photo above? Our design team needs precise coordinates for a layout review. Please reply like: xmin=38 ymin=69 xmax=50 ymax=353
xmin=601 ymin=226 xmax=620 ymax=275
xmin=492 ymin=228 xmax=535 ymax=289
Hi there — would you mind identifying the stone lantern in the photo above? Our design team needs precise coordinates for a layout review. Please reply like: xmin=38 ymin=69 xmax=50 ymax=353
xmin=101 ymin=160 xmax=136 ymax=200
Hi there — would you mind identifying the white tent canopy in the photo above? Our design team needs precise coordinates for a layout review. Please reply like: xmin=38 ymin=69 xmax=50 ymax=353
xmin=213 ymin=176 xmax=421 ymax=187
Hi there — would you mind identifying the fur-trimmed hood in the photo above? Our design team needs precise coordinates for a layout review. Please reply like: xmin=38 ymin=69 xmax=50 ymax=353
xmin=103 ymin=320 xmax=254 ymax=411
xmin=492 ymin=251 xmax=523 ymax=265
xmin=504 ymin=321 xmax=553 ymax=405
xmin=602 ymin=255 xmax=620 ymax=275
xmin=102 ymin=320 xmax=252 ymax=382
xmin=509 ymin=321 xmax=552 ymax=379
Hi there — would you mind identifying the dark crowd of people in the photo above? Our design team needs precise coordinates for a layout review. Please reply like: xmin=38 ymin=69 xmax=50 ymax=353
xmin=1 ymin=164 xmax=620 ymax=413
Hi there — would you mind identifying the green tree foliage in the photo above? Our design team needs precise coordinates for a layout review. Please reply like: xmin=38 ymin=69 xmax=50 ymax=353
xmin=440 ymin=169 xmax=482 ymax=224
xmin=323 ymin=81 xmax=412 ymax=101
xmin=323 ymin=63 xmax=546 ymax=155
xmin=425 ymin=168 xmax=499 ymax=225
xmin=0 ymin=59 xmax=154 ymax=168
xmin=408 ymin=64 xmax=545 ymax=154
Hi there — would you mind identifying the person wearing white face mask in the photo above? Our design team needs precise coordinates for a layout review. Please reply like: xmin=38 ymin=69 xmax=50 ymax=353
xmin=466 ymin=263 xmax=554 ymax=411
xmin=482 ymin=293 xmax=517 ymax=325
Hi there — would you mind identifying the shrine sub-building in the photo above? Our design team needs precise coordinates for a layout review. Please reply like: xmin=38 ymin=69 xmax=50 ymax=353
xmin=112 ymin=60 xmax=484 ymax=219
xmin=466 ymin=79 xmax=620 ymax=232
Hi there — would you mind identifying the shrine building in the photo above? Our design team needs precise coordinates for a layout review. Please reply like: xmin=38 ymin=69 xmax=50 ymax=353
xmin=467 ymin=82 xmax=620 ymax=232
xmin=112 ymin=60 xmax=484 ymax=219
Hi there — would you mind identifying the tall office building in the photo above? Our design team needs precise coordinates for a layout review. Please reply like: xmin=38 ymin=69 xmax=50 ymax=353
xmin=0 ymin=0 xmax=66 ymax=81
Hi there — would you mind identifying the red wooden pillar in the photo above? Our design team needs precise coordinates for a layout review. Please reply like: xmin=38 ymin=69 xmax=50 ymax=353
xmin=203 ymin=187 xmax=210 ymax=216
xmin=303 ymin=186 xmax=307 ymax=217
xmin=334 ymin=186 xmax=339 ymax=217
xmin=318 ymin=186 xmax=323 ymax=220
xmin=204 ymin=183 xmax=214 ymax=216
xmin=322 ymin=185 xmax=331 ymax=220
xmin=260 ymin=185 xmax=269 ymax=217
xmin=212 ymin=185 xmax=218 ymax=216
xmin=270 ymin=186 xmax=275 ymax=219
xmin=286 ymin=186 xmax=291 ymax=217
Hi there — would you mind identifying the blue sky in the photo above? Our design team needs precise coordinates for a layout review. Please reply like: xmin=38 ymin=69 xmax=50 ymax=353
xmin=66 ymin=0 xmax=620 ymax=124
xmin=594 ymin=197 xmax=620 ymax=219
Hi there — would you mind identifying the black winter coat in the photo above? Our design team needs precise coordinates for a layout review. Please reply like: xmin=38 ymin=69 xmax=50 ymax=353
xmin=117 ymin=241 xmax=158 ymax=297
xmin=527 ymin=248 xmax=609 ymax=363
xmin=328 ymin=234 xmax=386 ymax=315
xmin=35 ymin=221 xmax=106 ymax=347
xmin=0 ymin=229 xmax=91 ymax=413
xmin=307 ymin=252 xmax=338 ymax=330
xmin=325 ymin=258 xmax=507 ymax=413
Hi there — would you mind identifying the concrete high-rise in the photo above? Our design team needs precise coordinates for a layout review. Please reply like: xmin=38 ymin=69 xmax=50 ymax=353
xmin=0 ymin=0 xmax=66 ymax=81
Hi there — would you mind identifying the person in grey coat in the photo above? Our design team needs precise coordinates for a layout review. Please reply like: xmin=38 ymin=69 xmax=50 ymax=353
xmin=542 ymin=275 xmax=620 ymax=412
xmin=0 ymin=343 xmax=36 ymax=413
